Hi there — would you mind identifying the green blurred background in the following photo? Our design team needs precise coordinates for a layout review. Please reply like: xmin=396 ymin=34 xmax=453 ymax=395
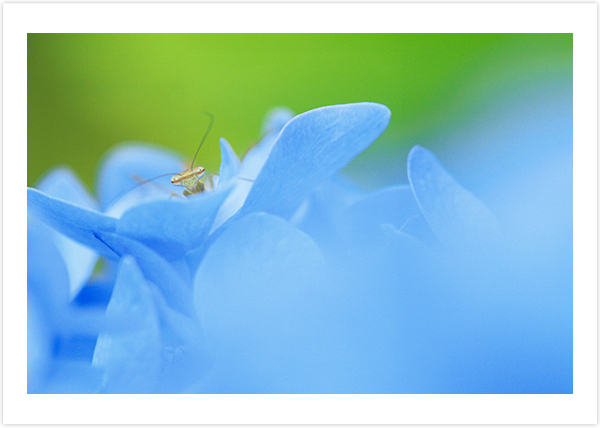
xmin=28 ymin=33 xmax=572 ymax=191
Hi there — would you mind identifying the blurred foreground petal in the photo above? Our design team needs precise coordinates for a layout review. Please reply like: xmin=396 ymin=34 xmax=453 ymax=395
xmin=194 ymin=213 xmax=336 ymax=393
xmin=92 ymin=256 xmax=161 ymax=393
xmin=407 ymin=145 xmax=501 ymax=253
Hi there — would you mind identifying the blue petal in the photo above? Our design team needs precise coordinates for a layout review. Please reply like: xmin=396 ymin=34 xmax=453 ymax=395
xmin=92 ymin=256 xmax=161 ymax=393
xmin=217 ymin=137 xmax=240 ymax=186
xmin=106 ymin=188 xmax=176 ymax=220
xmin=96 ymin=143 xmax=186 ymax=210
xmin=36 ymin=167 xmax=100 ymax=299
xmin=28 ymin=216 xmax=105 ymax=392
xmin=210 ymin=182 xmax=253 ymax=234
xmin=194 ymin=213 xmax=334 ymax=393
xmin=27 ymin=188 xmax=118 ymax=259
xmin=407 ymin=145 xmax=501 ymax=252
xmin=115 ymin=184 xmax=232 ymax=261
xmin=211 ymin=108 xmax=294 ymax=231
xmin=27 ymin=294 xmax=53 ymax=393
xmin=28 ymin=215 xmax=70 ymax=317
xmin=291 ymin=176 xmax=365 ymax=253
xmin=38 ymin=362 xmax=104 ymax=394
xmin=27 ymin=218 xmax=107 ymax=333
xmin=92 ymin=231 xmax=196 ymax=318
xmin=148 ymin=286 xmax=211 ymax=393
xmin=240 ymin=102 xmax=391 ymax=219
xmin=240 ymin=107 xmax=294 ymax=180
xmin=337 ymin=184 xmax=425 ymax=243
xmin=36 ymin=166 xmax=100 ymax=211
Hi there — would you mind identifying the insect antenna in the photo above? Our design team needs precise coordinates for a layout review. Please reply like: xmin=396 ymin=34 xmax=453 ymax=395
xmin=191 ymin=111 xmax=214 ymax=170
xmin=129 ymin=172 xmax=180 ymax=190
xmin=106 ymin=172 xmax=180 ymax=208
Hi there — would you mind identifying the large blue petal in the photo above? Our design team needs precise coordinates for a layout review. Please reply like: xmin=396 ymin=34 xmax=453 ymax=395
xmin=290 ymin=175 xmax=365 ymax=255
xmin=93 ymin=231 xmax=196 ymax=318
xmin=211 ymin=108 xmax=294 ymax=232
xmin=36 ymin=167 xmax=100 ymax=299
xmin=148 ymin=286 xmax=211 ymax=393
xmin=92 ymin=256 xmax=161 ymax=393
xmin=193 ymin=211 xmax=440 ymax=393
xmin=240 ymin=102 xmax=391 ymax=219
xmin=27 ymin=216 xmax=70 ymax=319
xmin=407 ymin=145 xmax=501 ymax=253
xmin=115 ymin=183 xmax=232 ymax=261
xmin=239 ymin=106 xmax=294 ymax=180
xmin=27 ymin=287 xmax=54 ymax=393
xmin=27 ymin=217 xmax=106 ymax=336
xmin=338 ymin=184 xmax=424 ymax=243
xmin=96 ymin=143 xmax=186 ymax=210
xmin=194 ymin=213 xmax=338 ymax=393
xmin=28 ymin=216 xmax=105 ymax=393
xmin=37 ymin=361 xmax=104 ymax=394
xmin=27 ymin=188 xmax=118 ymax=259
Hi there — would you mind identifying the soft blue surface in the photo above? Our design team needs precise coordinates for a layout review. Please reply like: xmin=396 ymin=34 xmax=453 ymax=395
xmin=92 ymin=256 xmax=161 ymax=393
xmin=35 ymin=168 xmax=100 ymax=298
xmin=217 ymin=138 xmax=240 ymax=186
xmin=407 ymin=145 xmax=501 ymax=253
xmin=27 ymin=216 xmax=105 ymax=393
xmin=26 ymin=100 xmax=572 ymax=393
xmin=115 ymin=184 xmax=232 ymax=261
xmin=241 ymin=103 xmax=391 ymax=219
xmin=27 ymin=187 xmax=118 ymax=259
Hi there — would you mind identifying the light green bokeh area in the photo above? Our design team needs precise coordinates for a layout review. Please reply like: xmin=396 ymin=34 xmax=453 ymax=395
xmin=28 ymin=33 xmax=572 ymax=190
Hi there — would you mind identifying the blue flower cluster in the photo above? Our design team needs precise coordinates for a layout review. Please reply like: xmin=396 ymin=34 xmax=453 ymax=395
xmin=27 ymin=101 xmax=572 ymax=393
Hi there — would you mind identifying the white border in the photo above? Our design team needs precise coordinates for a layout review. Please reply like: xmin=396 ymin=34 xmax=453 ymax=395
xmin=4 ymin=3 xmax=596 ymax=425
xmin=2 ymin=3 xmax=594 ymax=34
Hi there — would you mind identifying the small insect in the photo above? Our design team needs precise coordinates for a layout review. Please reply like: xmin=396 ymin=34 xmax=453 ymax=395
xmin=170 ymin=165 xmax=207 ymax=195
xmin=169 ymin=111 xmax=214 ymax=196
xmin=106 ymin=112 xmax=214 ymax=209
xmin=107 ymin=112 xmax=254 ymax=209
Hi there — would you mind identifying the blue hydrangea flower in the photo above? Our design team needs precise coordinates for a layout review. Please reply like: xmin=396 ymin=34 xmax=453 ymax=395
xmin=27 ymin=100 xmax=572 ymax=393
